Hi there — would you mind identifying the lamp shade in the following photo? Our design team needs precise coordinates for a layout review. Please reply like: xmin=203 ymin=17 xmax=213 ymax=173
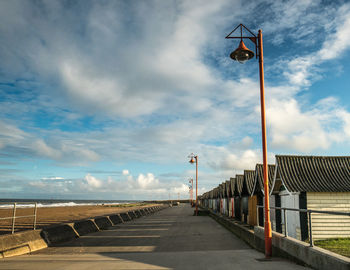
xmin=189 ymin=157 xmax=195 ymax=164
xmin=230 ymin=40 xmax=254 ymax=63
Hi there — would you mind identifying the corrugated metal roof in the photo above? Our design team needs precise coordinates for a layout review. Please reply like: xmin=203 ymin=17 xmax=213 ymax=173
xmin=243 ymin=170 xmax=255 ymax=195
xmin=235 ymin=175 xmax=244 ymax=196
xmin=230 ymin=177 xmax=236 ymax=196
xmin=254 ymin=164 xmax=275 ymax=195
xmin=213 ymin=187 xmax=219 ymax=198
xmin=276 ymin=155 xmax=350 ymax=192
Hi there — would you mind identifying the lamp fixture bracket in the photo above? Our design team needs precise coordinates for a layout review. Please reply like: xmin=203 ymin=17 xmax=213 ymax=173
xmin=225 ymin=23 xmax=258 ymax=59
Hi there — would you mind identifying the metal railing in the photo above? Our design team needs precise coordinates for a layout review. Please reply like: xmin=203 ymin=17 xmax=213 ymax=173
xmin=257 ymin=205 xmax=350 ymax=247
xmin=0 ymin=202 xmax=38 ymax=234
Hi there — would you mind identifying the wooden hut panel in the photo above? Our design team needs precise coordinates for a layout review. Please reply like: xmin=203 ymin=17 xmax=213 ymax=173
xmin=248 ymin=195 xmax=258 ymax=226
xmin=307 ymin=192 xmax=350 ymax=239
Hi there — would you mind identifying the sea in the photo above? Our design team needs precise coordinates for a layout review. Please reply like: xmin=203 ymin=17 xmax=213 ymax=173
xmin=0 ymin=199 xmax=140 ymax=208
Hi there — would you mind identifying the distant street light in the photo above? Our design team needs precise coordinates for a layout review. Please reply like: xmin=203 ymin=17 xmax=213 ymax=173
xmin=188 ymin=153 xmax=198 ymax=216
xmin=188 ymin=178 xmax=193 ymax=205
xmin=226 ymin=23 xmax=272 ymax=258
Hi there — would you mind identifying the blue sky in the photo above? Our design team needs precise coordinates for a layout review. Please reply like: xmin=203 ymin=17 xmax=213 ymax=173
xmin=1 ymin=0 xmax=350 ymax=200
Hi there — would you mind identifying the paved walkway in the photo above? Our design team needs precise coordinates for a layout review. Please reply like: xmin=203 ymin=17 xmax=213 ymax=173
xmin=1 ymin=204 xmax=310 ymax=269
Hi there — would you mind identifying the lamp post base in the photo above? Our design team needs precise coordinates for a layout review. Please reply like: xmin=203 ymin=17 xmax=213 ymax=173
xmin=264 ymin=220 xmax=272 ymax=258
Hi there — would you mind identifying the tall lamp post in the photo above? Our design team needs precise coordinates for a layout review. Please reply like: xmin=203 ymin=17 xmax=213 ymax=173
xmin=188 ymin=153 xmax=198 ymax=216
xmin=226 ymin=24 xmax=272 ymax=258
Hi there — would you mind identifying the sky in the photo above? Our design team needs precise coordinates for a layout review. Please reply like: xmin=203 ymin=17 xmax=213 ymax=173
xmin=1 ymin=0 xmax=350 ymax=201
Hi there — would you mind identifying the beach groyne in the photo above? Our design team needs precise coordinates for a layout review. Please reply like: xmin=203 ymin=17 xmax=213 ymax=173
xmin=0 ymin=204 xmax=168 ymax=258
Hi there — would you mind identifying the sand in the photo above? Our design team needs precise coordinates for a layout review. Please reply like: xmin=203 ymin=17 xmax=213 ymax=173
xmin=0 ymin=203 xmax=157 ymax=235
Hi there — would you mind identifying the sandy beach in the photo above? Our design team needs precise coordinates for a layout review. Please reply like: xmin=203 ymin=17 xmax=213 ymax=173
xmin=0 ymin=203 xmax=158 ymax=235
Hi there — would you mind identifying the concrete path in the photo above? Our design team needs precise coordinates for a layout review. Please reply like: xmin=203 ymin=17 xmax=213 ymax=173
xmin=1 ymin=204 xmax=310 ymax=270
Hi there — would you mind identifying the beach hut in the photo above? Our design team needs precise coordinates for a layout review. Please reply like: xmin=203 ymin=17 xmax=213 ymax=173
xmin=272 ymin=155 xmax=350 ymax=240
xmin=229 ymin=177 xmax=236 ymax=218
xmin=221 ymin=182 xmax=226 ymax=215
xmin=253 ymin=164 xmax=276 ymax=228
xmin=214 ymin=186 xmax=220 ymax=213
xmin=234 ymin=175 xmax=244 ymax=221
xmin=239 ymin=170 xmax=254 ymax=224
xmin=225 ymin=180 xmax=231 ymax=216
xmin=242 ymin=170 xmax=256 ymax=226
xmin=209 ymin=189 xmax=214 ymax=210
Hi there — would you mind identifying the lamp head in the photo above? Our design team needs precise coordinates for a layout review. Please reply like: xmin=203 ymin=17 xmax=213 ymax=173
xmin=189 ymin=157 xmax=195 ymax=164
xmin=230 ymin=40 xmax=254 ymax=63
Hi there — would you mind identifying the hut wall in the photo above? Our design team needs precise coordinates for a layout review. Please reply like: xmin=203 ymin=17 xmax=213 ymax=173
xmin=229 ymin=198 xmax=234 ymax=218
xmin=223 ymin=198 xmax=227 ymax=215
xmin=241 ymin=197 xmax=249 ymax=223
xmin=226 ymin=198 xmax=230 ymax=216
xmin=307 ymin=192 xmax=350 ymax=240
xmin=280 ymin=191 xmax=301 ymax=240
xmin=234 ymin=197 xmax=241 ymax=220
xmin=216 ymin=198 xmax=220 ymax=213
xmin=270 ymin=195 xmax=276 ymax=231
xmin=248 ymin=195 xmax=258 ymax=226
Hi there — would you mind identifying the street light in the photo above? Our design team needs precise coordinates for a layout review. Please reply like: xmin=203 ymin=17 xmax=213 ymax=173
xmin=188 ymin=153 xmax=198 ymax=216
xmin=226 ymin=23 xmax=272 ymax=258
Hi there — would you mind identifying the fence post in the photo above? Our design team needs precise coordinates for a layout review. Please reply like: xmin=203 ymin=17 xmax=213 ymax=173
xmin=11 ymin=203 xmax=17 ymax=234
xmin=308 ymin=211 xmax=313 ymax=247
xmin=33 ymin=202 xmax=38 ymax=230
xmin=283 ymin=208 xmax=288 ymax=237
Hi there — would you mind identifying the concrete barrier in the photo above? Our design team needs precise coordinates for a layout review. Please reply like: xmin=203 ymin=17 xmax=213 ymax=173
xmin=73 ymin=220 xmax=99 ymax=236
xmin=254 ymin=226 xmax=350 ymax=270
xmin=209 ymin=210 xmax=350 ymax=270
xmin=120 ymin=212 xmax=131 ymax=221
xmin=41 ymin=224 xmax=78 ymax=245
xmin=0 ymin=230 xmax=48 ymax=258
xmin=94 ymin=217 xmax=113 ymax=230
xmin=109 ymin=214 xmax=123 ymax=225
xmin=135 ymin=210 xmax=142 ymax=217
xmin=127 ymin=211 xmax=137 ymax=219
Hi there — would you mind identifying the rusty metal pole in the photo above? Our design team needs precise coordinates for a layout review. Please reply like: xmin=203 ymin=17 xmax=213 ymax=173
xmin=195 ymin=156 xmax=198 ymax=216
xmin=258 ymin=29 xmax=272 ymax=258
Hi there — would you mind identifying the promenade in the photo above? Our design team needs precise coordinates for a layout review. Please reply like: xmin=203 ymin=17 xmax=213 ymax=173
xmin=1 ymin=204 xmax=310 ymax=270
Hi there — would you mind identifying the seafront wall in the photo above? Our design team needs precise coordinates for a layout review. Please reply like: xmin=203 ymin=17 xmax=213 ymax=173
xmin=209 ymin=209 xmax=350 ymax=270
xmin=0 ymin=204 xmax=168 ymax=258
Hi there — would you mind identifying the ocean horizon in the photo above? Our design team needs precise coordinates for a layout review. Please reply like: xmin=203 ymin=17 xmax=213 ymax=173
xmin=0 ymin=198 xmax=141 ymax=208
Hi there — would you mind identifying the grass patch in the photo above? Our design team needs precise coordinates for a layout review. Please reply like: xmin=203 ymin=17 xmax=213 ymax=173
xmin=315 ymin=238 xmax=350 ymax=258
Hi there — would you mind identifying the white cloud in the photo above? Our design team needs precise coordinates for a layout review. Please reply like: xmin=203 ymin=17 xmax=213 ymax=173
xmin=122 ymin=169 xmax=129 ymax=176
xmin=84 ymin=174 xmax=102 ymax=189
xmin=41 ymin=177 xmax=64 ymax=181
xmin=267 ymin=97 xmax=350 ymax=152
xmin=317 ymin=4 xmax=350 ymax=61
xmin=33 ymin=139 xmax=62 ymax=160
xmin=136 ymin=173 xmax=159 ymax=189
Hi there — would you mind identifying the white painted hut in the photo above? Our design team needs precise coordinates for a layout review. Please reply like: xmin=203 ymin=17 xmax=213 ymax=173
xmin=272 ymin=155 xmax=350 ymax=240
